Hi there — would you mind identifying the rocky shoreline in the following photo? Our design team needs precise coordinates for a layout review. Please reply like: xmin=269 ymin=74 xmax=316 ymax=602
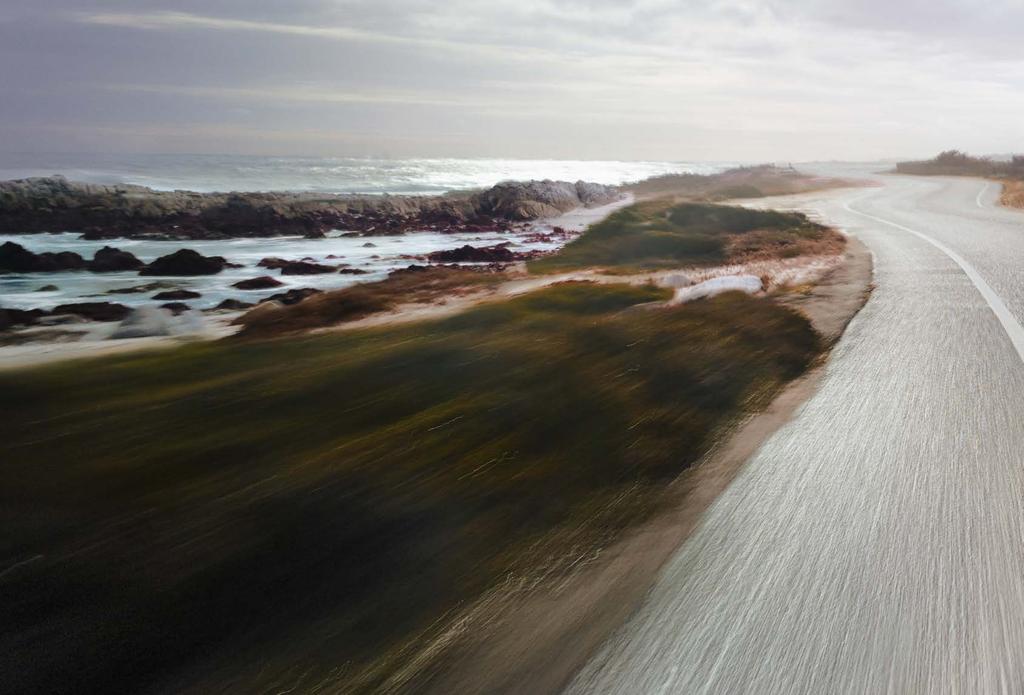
xmin=0 ymin=176 xmax=622 ymax=240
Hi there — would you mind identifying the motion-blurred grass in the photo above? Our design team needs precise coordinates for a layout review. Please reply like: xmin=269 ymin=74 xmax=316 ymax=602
xmin=1 ymin=282 xmax=820 ymax=693
xmin=529 ymin=200 xmax=835 ymax=273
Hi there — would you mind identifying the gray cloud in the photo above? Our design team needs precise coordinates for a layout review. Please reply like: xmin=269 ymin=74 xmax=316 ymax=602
xmin=1 ymin=0 xmax=1022 ymax=160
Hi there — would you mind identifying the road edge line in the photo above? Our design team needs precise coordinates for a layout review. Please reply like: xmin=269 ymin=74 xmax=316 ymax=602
xmin=843 ymin=200 xmax=1024 ymax=363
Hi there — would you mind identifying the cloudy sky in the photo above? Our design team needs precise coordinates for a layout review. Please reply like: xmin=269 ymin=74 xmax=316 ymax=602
xmin=2 ymin=0 xmax=1023 ymax=161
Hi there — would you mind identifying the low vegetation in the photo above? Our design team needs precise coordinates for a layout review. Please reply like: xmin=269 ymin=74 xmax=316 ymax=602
xmin=236 ymin=265 xmax=506 ymax=338
xmin=896 ymin=150 xmax=1024 ymax=178
xmin=1 ymin=281 xmax=822 ymax=694
xmin=623 ymin=164 xmax=848 ymax=200
xmin=529 ymin=200 xmax=844 ymax=273
xmin=896 ymin=150 xmax=1024 ymax=210
xmin=1001 ymin=180 xmax=1024 ymax=209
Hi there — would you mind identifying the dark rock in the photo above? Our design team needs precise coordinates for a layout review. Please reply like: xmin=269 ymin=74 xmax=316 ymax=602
xmin=233 ymin=276 xmax=284 ymax=290
xmin=152 ymin=289 xmax=202 ymax=300
xmin=40 ymin=251 xmax=87 ymax=272
xmin=140 ymin=249 xmax=228 ymax=276
xmin=338 ymin=268 xmax=369 ymax=275
xmin=362 ymin=242 xmax=377 ymax=248
xmin=160 ymin=302 xmax=191 ymax=315
xmin=214 ymin=299 xmax=255 ymax=311
xmin=0 ymin=307 xmax=49 ymax=330
xmin=389 ymin=264 xmax=431 ymax=277
xmin=107 ymin=281 xmax=176 ymax=294
xmin=256 ymin=257 xmax=289 ymax=269
xmin=472 ymin=180 xmax=621 ymax=220
xmin=279 ymin=261 xmax=335 ymax=275
xmin=303 ymin=230 xmax=326 ymax=239
xmin=0 ymin=175 xmax=620 ymax=241
xmin=88 ymin=246 xmax=144 ymax=272
xmin=0 ymin=241 xmax=85 ymax=273
xmin=51 ymin=302 xmax=130 ymax=322
xmin=259 ymin=288 xmax=322 ymax=306
xmin=427 ymin=244 xmax=516 ymax=263
xmin=36 ymin=284 xmax=59 ymax=292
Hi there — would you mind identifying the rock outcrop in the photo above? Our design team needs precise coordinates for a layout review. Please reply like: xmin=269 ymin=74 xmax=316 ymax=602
xmin=88 ymin=246 xmax=144 ymax=272
xmin=159 ymin=302 xmax=191 ymax=315
xmin=140 ymin=249 xmax=229 ymax=276
xmin=50 ymin=302 xmax=130 ymax=322
xmin=0 ymin=241 xmax=85 ymax=272
xmin=152 ymin=289 xmax=201 ymax=300
xmin=0 ymin=241 xmax=147 ymax=273
xmin=0 ymin=176 xmax=623 ymax=240
xmin=0 ymin=307 xmax=49 ymax=330
xmin=260 ymin=288 xmax=322 ymax=306
xmin=473 ymin=180 xmax=621 ymax=220
xmin=279 ymin=261 xmax=335 ymax=275
xmin=427 ymin=244 xmax=517 ymax=263
xmin=233 ymin=276 xmax=284 ymax=290
xmin=214 ymin=299 xmax=255 ymax=311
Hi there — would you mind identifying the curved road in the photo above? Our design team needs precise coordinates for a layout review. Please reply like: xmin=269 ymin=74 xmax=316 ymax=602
xmin=567 ymin=170 xmax=1024 ymax=694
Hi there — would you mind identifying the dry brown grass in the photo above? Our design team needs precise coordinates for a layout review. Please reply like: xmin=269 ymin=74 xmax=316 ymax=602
xmin=530 ymin=201 xmax=845 ymax=274
xmin=725 ymin=225 xmax=846 ymax=263
xmin=236 ymin=266 xmax=506 ymax=338
xmin=1000 ymin=179 xmax=1024 ymax=209
xmin=624 ymin=165 xmax=856 ymax=202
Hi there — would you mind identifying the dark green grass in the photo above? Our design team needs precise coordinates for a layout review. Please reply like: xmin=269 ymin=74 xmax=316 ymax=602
xmin=0 ymin=282 xmax=820 ymax=693
xmin=529 ymin=200 xmax=826 ymax=274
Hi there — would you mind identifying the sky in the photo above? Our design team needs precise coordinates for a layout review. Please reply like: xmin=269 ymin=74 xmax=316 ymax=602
xmin=2 ymin=0 xmax=1023 ymax=161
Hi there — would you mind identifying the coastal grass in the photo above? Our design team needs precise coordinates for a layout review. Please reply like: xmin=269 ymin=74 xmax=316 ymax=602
xmin=896 ymin=150 xmax=1024 ymax=179
xmin=622 ymin=164 xmax=844 ymax=200
xmin=529 ymin=199 xmax=842 ymax=274
xmin=1000 ymin=179 xmax=1024 ymax=209
xmin=0 ymin=282 xmax=821 ymax=693
xmin=895 ymin=151 xmax=1024 ymax=210
xmin=236 ymin=264 xmax=507 ymax=338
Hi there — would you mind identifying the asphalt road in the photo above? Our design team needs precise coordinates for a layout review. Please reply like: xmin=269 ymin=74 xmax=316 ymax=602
xmin=566 ymin=170 xmax=1024 ymax=694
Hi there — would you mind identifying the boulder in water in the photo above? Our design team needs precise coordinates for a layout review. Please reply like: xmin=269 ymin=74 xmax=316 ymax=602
xmin=160 ymin=302 xmax=192 ymax=315
xmin=0 ymin=307 xmax=49 ymax=330
xmin=152 ymin=289 xmax=201 ymax=300
xmin=0 ymin=241 xmax=86 ymax=273
xmin=140 ymin=249 xmax=228 ymax=276
xmin=233 ymin=276 xmax=283 ymax=290
xmin=50 ymin=302 xmax=130 ymax=322
xmin=214 ymin=298 xmax=255 ymax=311
xmin=279 ymin=261 xmax=335 ymax=275
xmin=260 ymin=288 xmax=322 ymax=305
xmin=427 ymin=244 xmax=515 ymax=263
xmin=88 ymin=246 xmax=144 ymax=272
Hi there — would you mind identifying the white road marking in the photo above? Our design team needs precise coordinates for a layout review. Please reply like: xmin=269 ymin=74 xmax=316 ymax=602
xmin=977 ymin=181 xmax=991 ymax=208
xmin=844 ymin=200 xmax=1024 ymax=364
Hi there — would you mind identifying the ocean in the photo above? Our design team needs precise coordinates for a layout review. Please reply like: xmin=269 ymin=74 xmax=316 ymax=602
xmin=0 ymin=153 xmax=730 ymax=194
xmin=0 ymin=154 xmax=727 ymax=315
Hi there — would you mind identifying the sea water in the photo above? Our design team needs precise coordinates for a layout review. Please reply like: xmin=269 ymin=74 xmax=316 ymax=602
xmin=0 ymin=153 xmax=729 ymax=194
xmin=0 ymin=155 xmax=729 ymax=311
